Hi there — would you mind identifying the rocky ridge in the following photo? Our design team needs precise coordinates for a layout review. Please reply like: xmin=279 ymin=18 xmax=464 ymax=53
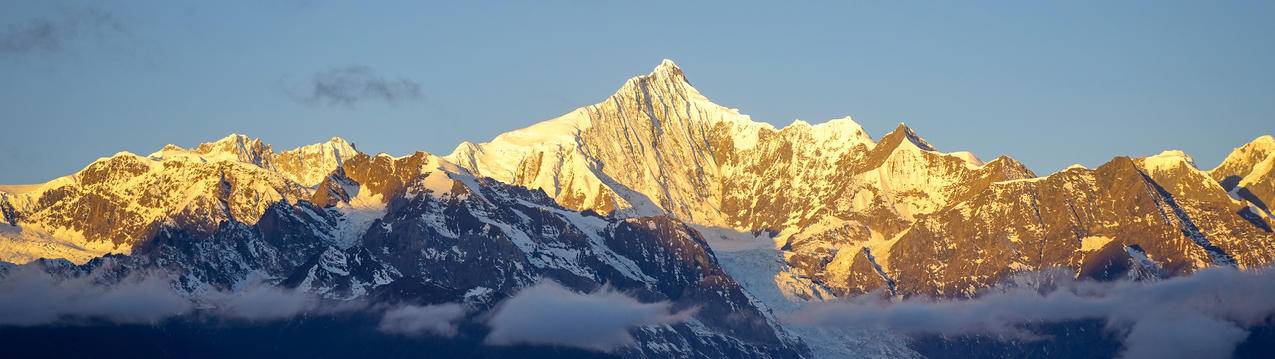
xmin=2 ymin=148 xmax=809 ymax=358
xmin=0 ymin=134 xmax=357 ymax=264
xmin=443 ymin=60 xmax=1274 ymax=298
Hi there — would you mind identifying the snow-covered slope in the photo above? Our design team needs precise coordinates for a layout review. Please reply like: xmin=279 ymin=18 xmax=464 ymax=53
xmin=446 ymin=61 xmax=1010 ymax=234
xmin=447 ymin=60 xmax=1034 ymax=299
xmin=1211 ymin=135 xmax=1275 ymax=218
xmin=447 ymin=59 xmax=763 ymax=223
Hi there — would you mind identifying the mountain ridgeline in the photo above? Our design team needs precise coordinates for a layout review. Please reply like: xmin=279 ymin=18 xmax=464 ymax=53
xmin=446 ymin=60 xmax=1275 ymax=297
xmin=1 ymin=60 xmax=1273 ymax=357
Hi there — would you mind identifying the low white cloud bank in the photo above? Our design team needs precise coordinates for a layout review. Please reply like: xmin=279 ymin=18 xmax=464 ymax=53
xmin=378 ymin=303 xmax=467 ymax=337
xmin=0 ymin=265 xmax=469 ymax=337
xmin=483 ymin=280 xmax=695 ymax=352
xmin=207 ymin=283 xmax=323 ymax=321
xmin=786 ymin=267 xmax=1275 ymax=359
xmin=0 ymin=267 xmax=349 ymax=326
xmin=0 ymin=267 xmax=191 ymax=326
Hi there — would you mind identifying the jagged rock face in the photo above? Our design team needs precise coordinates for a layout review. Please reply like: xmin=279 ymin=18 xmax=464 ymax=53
xmin=274 ymin=137 xmax=360 ymax=187
xmin=334 ymin=152 xmax=447 ymax=202
xmin=131 ymin=200 xmax=346 ymax=294
xmin=310 ymin=167 xmax=358 ymax=208
xmin=152 ymin=134 xmax=360 ymax=187
xmin=15 ymin=155 xmax=808 ymax=358
xmin=5 ymin=154 xmax=303 ymax=248
xmin=357 ymin=174 xmax=802 ymax=357
xmin=0 ymin=196 xmax=18 ymax=227
xmin=0 ymin=135 xmax=361 ymax=264
xmin=770 ymin=126 xmax=1035 ymax=276
xmin=833 ymin=155 xmax=1275 ymax=297
xmin=310 ymin=151 xmax=475 ymax=214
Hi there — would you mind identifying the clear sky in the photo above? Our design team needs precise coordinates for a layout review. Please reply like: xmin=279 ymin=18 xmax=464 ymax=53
xmin=2 ymin=1 xmax=1272 ymax=184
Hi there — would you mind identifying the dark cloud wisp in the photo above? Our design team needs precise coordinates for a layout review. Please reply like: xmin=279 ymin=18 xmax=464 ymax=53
xmin=0 ymin=6 xmax=128 ymax=54
xmin=287 ymin=66 xmax=424 ymax=107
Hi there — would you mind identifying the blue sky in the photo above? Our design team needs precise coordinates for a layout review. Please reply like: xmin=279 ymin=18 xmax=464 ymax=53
xmin=1 ymin=1 xmax=1272 ymax=183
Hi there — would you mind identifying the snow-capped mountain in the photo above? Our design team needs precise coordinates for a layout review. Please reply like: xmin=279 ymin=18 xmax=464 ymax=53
xmin=0 ymin=134 xmax=358 ymax=264
xmin=446 ymin=60 xmax=1042 ymax=299
xmin=2 ymin=148 xmax=808 ymax=358
xmin=442 ymin=60 xmax=1275 ymax=300
xmin=837 ymin=152 xmax=1274 ymax=297
xmin=1211 ymin=135 xmax=1275 ymax=219
xmin=2 ymin=59 xmax=1274 ymax=358
xmin=149 ymin=134 xmax=360 ymax=187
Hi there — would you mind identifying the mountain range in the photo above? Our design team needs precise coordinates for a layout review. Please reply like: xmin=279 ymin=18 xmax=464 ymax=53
xmin=1 ymin=60 xmax=1273 ymax=358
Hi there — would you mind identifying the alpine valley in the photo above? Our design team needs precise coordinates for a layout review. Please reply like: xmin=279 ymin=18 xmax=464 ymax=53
xmin=2 ymin=60 xmax=1274 ymax=358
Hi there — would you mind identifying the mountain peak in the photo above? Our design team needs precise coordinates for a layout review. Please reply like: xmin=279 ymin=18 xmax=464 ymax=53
xmin=1252 ymin=134 xmax=1275 ymax=148
xmin=216 ymin=132 xmax=252 ymax=142
xmin=326 ymin=136 xmax=353 ymax=146
xmin=656 ymin=58 xmax=681 ymax=70
xmin=200 ymin=132 xmax=265 ymax=149
xmin=887 ymin=122 xmax=937 ymax=152
xmin=619 ymin=58 xmax=692 ymax=92
xmin=1140 ymin=149 xmax=1198 ymax=173
xmin=782 ymin=116 xmax=875 ymax=148
xmin=284 ymin=136 xmax=358 ymax=156
xmin=1151 ymin=149 xmax=1192 ymax=160
xmin=200 ymin=133 xmax=264 ymax=152
xmin=650 ymin=59 xmax=684 ymax=80
xmin=192 ymin=133 xmax=272 ymax=165
xmin=1210 ymin=134 xmax=1275 ymax=182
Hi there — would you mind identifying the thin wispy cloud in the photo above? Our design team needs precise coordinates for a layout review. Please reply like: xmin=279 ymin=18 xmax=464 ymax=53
xmin=0 ymin=6 xmax=128 ymax=54
xmin=377 ymin=303 xmax=467 ymax=337
xmin=483 ymin=280 xmax=696 ymax=352
xmin=286 ymin=65 xmax=424 ymax=107
xmin=207 ymin=283 xmax=321 ymax=322
xmin=785 ymin=268 xmax=1275 ymax=359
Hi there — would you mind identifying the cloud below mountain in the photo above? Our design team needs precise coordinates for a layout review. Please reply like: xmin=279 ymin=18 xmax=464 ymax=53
xmin=786 ymin=267 xmax=1275 ymax=359
xmin=377 ymin=303 xmax=467 ymax=337
xmin=0 ymin=266 xmax=189 ymax=326
xmin=286 ymin=65 xmax=424 ymax=107
xmin=0 ymin=267 xmax=353 ymax=325
xmin=207 ymin=282 xmax=322 ymax=321
xmin=0 ymin=268 xmax=696 ymax=350
xmin=483 ymin=279 xmax=696 ymax=352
